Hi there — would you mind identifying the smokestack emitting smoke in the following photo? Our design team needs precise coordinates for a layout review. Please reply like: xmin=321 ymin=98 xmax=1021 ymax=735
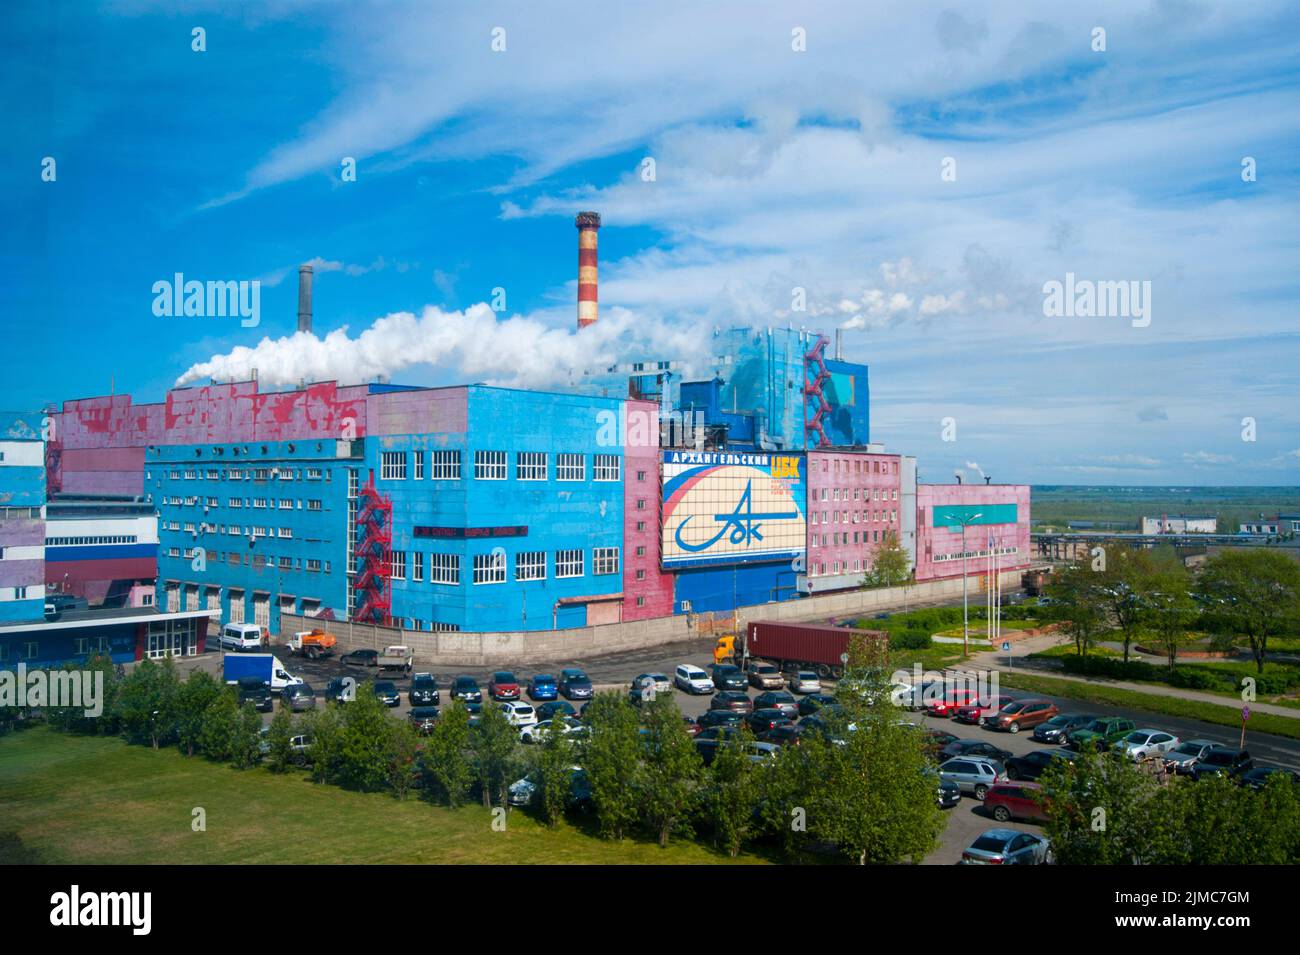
xmin=297 ymin=264 xmax=313 ymax=333
xmin=575 ymin=211 xmax=601 ymax=329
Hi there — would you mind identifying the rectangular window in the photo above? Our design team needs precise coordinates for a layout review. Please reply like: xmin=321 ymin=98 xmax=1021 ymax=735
xmin=306 ymin=499 xmax=322 ymax=511
xmin=430 ymin=553 xmax=460 ymax=585
xmin=593 ymin=547 xmax=620 ymax=575
xmin=515 ymin=550 xmax=546 ymax=581
xmin=635 ymin=545 xmax=646 ymax=557
xmin=635 ymin=569 xmax=646 ymax=580
xmin=556 ymin=453 xmax=585 ymax=481
xmin=381 ymin=452 xmax=407 ymax=481
xmin=474 ymin=450 xmax=507 ymax=480
xmin=430 ymin=451 xmax=461 ymax=480
xmin=390 ymin=550 xmax=406 ymax=580
xmin=412 ymin=551 xmax=424 ymax=582
xmin=473 ymin=552 xmax=507 ymax=584
xmin=516 ymin=451 xmax=547 ymax=481
xmin=556 ymin=548 xmax=584 ymax=578
xmin=412 ymin=452 xmax=424 ymax=480
xmin=593 ymin=454 xmax=621 ymax=481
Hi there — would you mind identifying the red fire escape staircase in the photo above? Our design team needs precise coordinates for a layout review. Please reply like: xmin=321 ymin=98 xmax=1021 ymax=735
xmin=803 ymin=334 xmax=833 ymax=449
xmin=353 ymin=471 xmax=393 ymax=625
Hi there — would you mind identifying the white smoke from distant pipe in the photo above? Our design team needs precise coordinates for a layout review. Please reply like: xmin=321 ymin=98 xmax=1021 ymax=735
xmin=965 ymin=460 xmax=986 ymax=482
xmin=175 ymin=302 xmax=708 ymax=390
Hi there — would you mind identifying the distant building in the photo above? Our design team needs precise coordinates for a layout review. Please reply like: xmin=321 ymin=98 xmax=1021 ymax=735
xmin=1140 ymin=515 xmax=1217 ymax=534
xmin=44 ymin=497 xmax=158 ymax=606
xmin=915 ymin=484 xmax=1031 ymax=582
xmin=0 ymin=411 xmax=46 ymax=623
xmin=0 ymin=606 xmax=210 ymax=670
xmin=1240 ymin=519 xmax=1281 ymax=535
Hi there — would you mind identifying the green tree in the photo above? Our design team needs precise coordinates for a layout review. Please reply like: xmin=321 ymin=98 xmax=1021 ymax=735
xmin=265 ymin=707 xmax=296 ymax=773
xmin=1046 ymin=562 xmax=1110 ymax=658
xmin=47 ymin=655 xmax=119 ymax=735
xmin=863 ymin=529 xmax=912 ymax=590
xmin=338 ymin=681 xmax=395 ymax=791
xmin=532 ymin=711 xmax=576 ymax=828
xmin=1142 ymin=558 xmax=1198 ymax=673
xmin=1096 ymin=546 xmax=1155 ymax=662
xmin=301 ymin=705 xmax=344 ymax=784
xmin=467 ymin=702 xmax=518 ymax=809
xmin=1199 ymin=550 xmax=1300 ymax=674
xmin=197 ymin=689 xmax=239 ymax=761
xmin=640 ymin=694 xmax=704 ymax=846
xmin=115 ymin=656 xmax=181 ymax=748
xmin=582 ymin=692 xmax=643 ymax=840
xmin=386 ymin=718 xmax=420 ymax=799
xmin=175 ymin=670 xmax=222 ymax=756
xmin=230 ymin=702 xmax=265 ymax=769
xmin=704 ymin=724 xmax=759 ymax=857
xmin=423 ymin=701 xmax=473 ymax=806
xmin=1036 ymin=745 xmax=1154 ymax=864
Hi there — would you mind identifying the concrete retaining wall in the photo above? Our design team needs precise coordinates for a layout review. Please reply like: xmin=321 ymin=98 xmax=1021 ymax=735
xmin=280 ymin=568 xmax=1031 ymax=667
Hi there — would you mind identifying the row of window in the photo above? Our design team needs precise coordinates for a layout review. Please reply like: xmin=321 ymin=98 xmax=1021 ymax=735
xmin=162 ymin=496 xmax=323 ymax=511
xmin=810 ymin=558 xmax=871 ymax=577
xmin=165 ymin=548 xmax=330 ymax=574
xmin=387 ymin=546 xmax=621 ymax=585
xmin=159 ymin=467 xmax=327 ymax=482
xmin=811 ymin=529 xmax=893 ymax=548
xmin=0 ymin=507 xmax=42 ymax=521
xmin=45 ymin=534 xmax=140 ymax=546
xmin=379 ymin=450 xmax=621 ymax=483
xmin=815 ymin=486 xmax=899 ymax=502
xmin=811 ymin=509 xmax=897 ymax=526
xmin=819 ymin=457 xmax=899 ymax=475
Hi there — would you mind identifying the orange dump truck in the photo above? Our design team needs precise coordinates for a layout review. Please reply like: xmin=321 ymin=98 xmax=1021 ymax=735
xmin=286 ymin=628 xmax=338 ymax=660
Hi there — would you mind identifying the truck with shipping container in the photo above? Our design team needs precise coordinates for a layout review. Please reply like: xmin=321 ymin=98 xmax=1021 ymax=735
xmin=223 ymin=653 xmax=305 ymax=691
xmin=286 ymin=628 xmax=338 ymax=660
xmin=717 ymin=621 xmax=890 ymax=680
xmin=1021 ymin=569 xmax=1051 ymax=597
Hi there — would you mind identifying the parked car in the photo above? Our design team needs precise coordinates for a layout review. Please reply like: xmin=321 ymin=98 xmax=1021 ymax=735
xmin=954 ymin=695 xmax=1016 ymax=726
xmin=923 ymin=729 xmax=960 ymax=758
xmin=961 ymin=829 xmax=1051 ymax=865
xmin=939 ymin=739 xmax=1013 ymax=765
xmin=681 ymin=718 xmax=702 ymax=738
xmin=373 ymin=680 xmax=401 ymax=707
xmin=1115 ymin=729 xmax=1180 ymax=761
xmin=1032 ymin=713 xmax=1095 ymax=745
xmin=219 ymin=622 xmax=265 ymax=652
xmin=634 ymin=673 xmax=673 ymax=696
xmin=710 ymin=691 xmax=754 ymax=714
xmin=710 ymin=664 xmax=748 ymax=692
xmin=488 ymin=671 xmax=521 ymax=701
xmin=408 ymin=673 xmax=440 ymax=707
xmin=498 ymin=701 xmax=538 ymax=728
xmin=408 ymin=706 xmax=440 ymax=733
xmin=757 ymin=723 xmax=802 ymax=747
xmin=1163 ymin=739 xmax=1219 ymax=775
xmin=697 ymin=709 xmax=746 ymax=730
xmin=674 ymin=664 xmax=715 ymax=695
xmin=788 ymin=671 xmax=822 ymax=694
xmin=558 ymin=668 xmax=593 ymax=700
xmin=280 ymin=682 xmax=317 ymax=712
xmin=938 ymin=757 xmax=1008 ymax=799
xmin=752 ymin=690 xmax=799 ymax=719
xmin=536 ymin=700 xmax=578 ymax=722
xmin=747 ymin=708 xmax=793 ymax=735
xmin=237 ymin=676 xmax=273 ymax=713
xmin=987 ymin=698 xmax=1059 ymax=733
xmin=450 ymin=675 xmax=483 ymax=704
xmin=508 ymin=766 xmax=592 ymax=808
xmin=1067 ymin=717 xmax=1136 ymax=751
xmin=340 ymin=648 xmax=379 ymax=668
xmin=695 ymin=726 xmax=744 ymax=765
xmin=1005 ymin=748 xmax=1077 ymax=781
xmin=521 ymin=717 xmax=589 ymax=745
xmin=922 ymin=765 xmax=962 ymax=809
xmin=798 ymin=692 xmax=837 ymax=716
xmin=746 ymin=660 xmax=785 ymax=690
xmin=747 ymin=742 xmax=782 ymax=764
xmin=324 ymin=676 xmax=354 ymax=705
xmin=1238 ymin=766 xmax=1300 ymax=791
xmin=984 ymin=782 xmax=1050 ymax=823
xmin=1190 ymin=747 xmax=1254 ymax=781
xmin=926 ymin=687 xmax=980 ymax=718
xmin=527 ymin=674 xmax=559 ymax=701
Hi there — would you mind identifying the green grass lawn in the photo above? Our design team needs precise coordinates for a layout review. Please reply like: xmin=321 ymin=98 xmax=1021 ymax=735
xmin=0 ymin=727 xmax=767 ymax=865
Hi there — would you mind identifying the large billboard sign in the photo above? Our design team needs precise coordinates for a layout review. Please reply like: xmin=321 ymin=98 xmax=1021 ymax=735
xmin=662 ymin=451 xmax=806 ymax=568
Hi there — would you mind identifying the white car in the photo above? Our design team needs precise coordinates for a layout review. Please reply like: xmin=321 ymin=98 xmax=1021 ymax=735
xmin=520 ymin=717 xmax=588 ymax=745
xmin=220 ymin=622 xmax=264 ymax=652
xmin=1116 ymin=729 xmax=1180 ymax=761
xmin=674 ymin=664 xmax=715 ymax=695
xmin=498 ymin=701 xmax=539 ymax=729
xmin=788 ymin=671 xmax=822 ymax=694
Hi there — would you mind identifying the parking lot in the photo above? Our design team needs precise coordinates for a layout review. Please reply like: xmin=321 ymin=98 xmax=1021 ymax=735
xmin=207 ymin=633 xmax=1300 ymax=864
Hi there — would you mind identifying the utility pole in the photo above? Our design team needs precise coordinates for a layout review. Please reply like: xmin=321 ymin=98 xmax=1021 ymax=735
xmin=957 ymin=512 xmax=983 ymax=656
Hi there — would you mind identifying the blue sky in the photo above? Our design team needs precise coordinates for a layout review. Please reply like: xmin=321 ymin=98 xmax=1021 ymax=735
xmin=2 ymin=0 xmax=1297 ymax=485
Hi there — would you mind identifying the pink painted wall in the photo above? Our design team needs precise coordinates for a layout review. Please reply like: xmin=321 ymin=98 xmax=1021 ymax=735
xmin=914 ymin=483 xmax=1031 ymax=582
xmin=806 ymin=450 xmax=902 ymax=582
xmin=621 ymin=400 xmax=674 ymax=621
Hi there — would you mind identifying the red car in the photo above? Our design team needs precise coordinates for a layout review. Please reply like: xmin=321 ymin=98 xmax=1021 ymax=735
xmin=954 ymin=695 xmax=1016 ymax=726
xmin=926 ymin=687 xmax=979 ymax=718
xmin=488 ymin=671 xmax=521 ymax=701
xmin=983 ymin=782 xmax=1050 ymax=823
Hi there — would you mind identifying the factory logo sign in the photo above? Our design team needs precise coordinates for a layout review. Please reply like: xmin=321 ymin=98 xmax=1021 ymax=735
xmin=661 ymin=451 xmax=805 ymax=568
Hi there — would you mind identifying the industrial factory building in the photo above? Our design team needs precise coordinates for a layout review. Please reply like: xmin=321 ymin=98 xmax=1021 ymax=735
xmin=22 ymin=211 xmax=1031 ymax=640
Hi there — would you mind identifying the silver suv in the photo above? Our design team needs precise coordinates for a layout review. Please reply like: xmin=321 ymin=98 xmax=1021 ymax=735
xmin=939 ymin=757 xmax=1008 ymax=800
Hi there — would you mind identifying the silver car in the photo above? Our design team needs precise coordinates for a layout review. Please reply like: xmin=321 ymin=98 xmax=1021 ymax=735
xmin=1163 ymin=739 xmax=1219 ymax=775
xmin=961 ymin=829 xmax=1052 ymax=865
xmin=1116 ymin=729 xmax=1180 ymax=761
xmin=788 ymin=671 xmax=822 ymax=694
xmin=939 ymin=757 xmax=1008 ymax=800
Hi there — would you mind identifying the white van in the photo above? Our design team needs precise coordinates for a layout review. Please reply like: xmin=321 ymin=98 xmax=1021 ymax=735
xmin=220 ymin=622 xmax=265 ymax=652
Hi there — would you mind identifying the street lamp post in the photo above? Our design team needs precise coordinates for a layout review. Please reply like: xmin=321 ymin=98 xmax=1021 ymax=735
xmin=955 ymin=513 xmax=983 ymax=656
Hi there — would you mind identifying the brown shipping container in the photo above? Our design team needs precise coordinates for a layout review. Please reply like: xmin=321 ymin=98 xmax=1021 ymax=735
xmin=745 ymin=620 xmax=889 ymax=675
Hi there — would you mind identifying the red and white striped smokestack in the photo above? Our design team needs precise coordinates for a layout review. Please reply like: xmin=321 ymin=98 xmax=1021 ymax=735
xmin=575 ymin=211 xmax=601 ymax=329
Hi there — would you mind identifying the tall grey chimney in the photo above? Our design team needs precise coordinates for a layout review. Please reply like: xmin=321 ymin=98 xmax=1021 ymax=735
xmin=835 ymin=328 xmax=843 ymax=360
xmin=297 ymin=264 xmax=313 ymax=333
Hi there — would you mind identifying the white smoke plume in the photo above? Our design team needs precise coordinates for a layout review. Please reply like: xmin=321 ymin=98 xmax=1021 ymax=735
xmin=964 ymin=460 xmax=986 ymax=482
xmin=175 ymin=303 xmax=709 ymax=391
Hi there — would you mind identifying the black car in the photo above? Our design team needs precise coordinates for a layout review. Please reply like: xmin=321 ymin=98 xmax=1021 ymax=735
xmin=709 ymin=664 xmax=748 ymax=692
xmin=710 ymin=691 xmax=754 ymax=714
xmin=536 ymin=700 xmax=578 ymax=722
xmin=1238 ymin=766 xmax=1300 ymax=791
xmin=373 ymin=680 xmax=401 ymax=707
xmin=450 ymin=675 xmax=483 ymax=704
xmin=694 ymin=726 xmax=743 ymax=766
xmin=340 ymin=648 xmax=379 ymax=667
xmin=939 ymin=739 xmax=1013 ymax=764
xmin=280 ymin=682 xmax=317 ymax=712
xmin=757 ymin=723 xmax=802 ymax=746
xmin=408 ymin=673 xmax=440 ymax=707
xmin=1005 ymin=748 xmax=1076 ymax=781
xmin=237 ymin=676 xmax=273 ymax=713
xmin=937 ymin=776 xmax=962 ymax=809
xmin=324 ymin=676 xmax=354 ymax=704
xmin=747 ymin=708 xmax=793 ymax=735
xmin=1190 ymin=747 xmax=1254 ymax=781
xmin=1032 ymin=713 xmax=1095 ymax=745
xmin=797 ymin=692 xmax=836 ymax=717
xmin=752 ymin=690 xmax=799 ymax=719
xmin=558 ymin=668 xmax=593 ymax=700
xmin=696 ymin=709 xmax=745 ymax=730
xmin=408 ymin=706 xmax=440 ymax=733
